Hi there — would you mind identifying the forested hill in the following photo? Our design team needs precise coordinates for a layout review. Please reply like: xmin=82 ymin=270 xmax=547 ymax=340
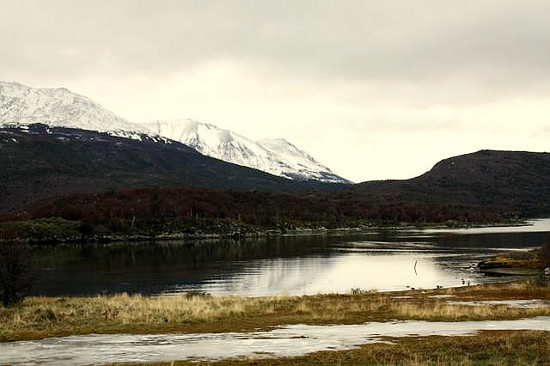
xmin=2 ymin=128 xmax=550 ymax=237
xmin=353 ymin=150 xmax=550 ymax=217
xmin=0 ymin=124 xmax=344 ymax=210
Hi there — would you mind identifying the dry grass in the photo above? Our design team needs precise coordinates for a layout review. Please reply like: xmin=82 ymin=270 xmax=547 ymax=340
xmin=439 ymin=280 xmax=549 ymax=300
xmin=1 ymin=281 xmax=549 ymax=342
xmin=479 ymin=252 xmax=543 ymax=270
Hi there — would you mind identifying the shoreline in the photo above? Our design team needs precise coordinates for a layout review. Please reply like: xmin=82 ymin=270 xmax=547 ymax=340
xmin=1 ymin=280 xmax=549 ymax=343
xmin=0 ymin=218 xmax=530 ymax=245
xmin=478 ymin=249 xmax=547 ymax=276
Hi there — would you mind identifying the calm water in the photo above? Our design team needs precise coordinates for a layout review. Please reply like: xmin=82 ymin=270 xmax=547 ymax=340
xmin=30 ymin=219 xmax=550 ymax=297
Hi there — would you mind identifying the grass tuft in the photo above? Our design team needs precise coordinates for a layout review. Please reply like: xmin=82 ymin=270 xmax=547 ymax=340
xmin=0 ymin=281 xmax=548 ymax=342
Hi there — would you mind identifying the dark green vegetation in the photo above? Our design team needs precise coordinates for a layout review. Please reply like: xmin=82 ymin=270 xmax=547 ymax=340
xmin=0 ymin=124 xmax=339 ymax=210
xmin=0 ymin=242 xmax=37 ymax=306
xmin=142 ymin=331 xmax=549 ymax=366
xmin=354 ymin=149 xmax=550 ymax=217
xmin=1 ymin=125 xmax=550 ymax=240
xmin=542 ymin=241 xmax=550 ymax=267
xmin=0 ymin=217 xmax=82 ymax=241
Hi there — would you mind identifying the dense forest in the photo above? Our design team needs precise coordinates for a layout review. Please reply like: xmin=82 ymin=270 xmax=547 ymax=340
xmin=0 ymin=186 xmax=513 ymax=241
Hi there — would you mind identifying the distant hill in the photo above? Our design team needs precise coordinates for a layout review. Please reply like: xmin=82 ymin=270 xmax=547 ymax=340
xmin=4 ymin=147 xmax=548 ymax=244
xmin=353 ymin=150 xmax=550 ymax=216
xmin=1 ymin=119 xmax=549 ymax=228
xmin=0 ymin=124 xmax=341 ymax=210
xmin=3 ymin=82 xmax=547 ymax=221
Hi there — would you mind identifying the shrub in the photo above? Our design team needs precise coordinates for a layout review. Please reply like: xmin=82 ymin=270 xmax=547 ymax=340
xmin=0 ymin=242 xmax=39 ymax=306
xmin=0 ymin=217 xmax=81 ymax=242
xmin=541 ymin=240 xmax=550 ymax=268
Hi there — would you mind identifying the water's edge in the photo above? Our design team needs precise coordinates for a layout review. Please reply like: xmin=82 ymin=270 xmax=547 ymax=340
xmin=1 ymin=317 xmax=549 ymax=365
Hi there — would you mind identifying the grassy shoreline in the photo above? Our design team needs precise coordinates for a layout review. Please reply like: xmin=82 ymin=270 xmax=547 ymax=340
xmin=478 ymin=249 xmax=546 ymax=277
xmin=1 ymin=281 xmax=549 ymax=343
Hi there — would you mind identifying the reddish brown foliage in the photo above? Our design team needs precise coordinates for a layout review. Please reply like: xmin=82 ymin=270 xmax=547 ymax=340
xmin=0 ymin=186 xmax=508 ymax=231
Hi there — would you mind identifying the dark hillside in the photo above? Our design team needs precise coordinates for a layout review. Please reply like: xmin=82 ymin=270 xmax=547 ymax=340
xmin=0 ymin=124 xmax=342 ymax=210
xmin=2 ymin=134 xmax=548 ymax=237
xmin=353 ymin=150 xmax=550 ymax=216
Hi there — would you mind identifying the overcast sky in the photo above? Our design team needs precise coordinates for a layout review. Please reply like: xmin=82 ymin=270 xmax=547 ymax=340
xmin=2 ymin=0 xmax=550 ymax=182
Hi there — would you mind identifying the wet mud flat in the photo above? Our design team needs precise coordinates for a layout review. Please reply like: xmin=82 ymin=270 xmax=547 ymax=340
xmin=1 ymin=317 xmax=549 ymax=365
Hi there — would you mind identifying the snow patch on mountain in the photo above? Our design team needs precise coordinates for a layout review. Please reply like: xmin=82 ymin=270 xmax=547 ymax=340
xmin=0 ymin=81 xmax=351 ymax=183
xmin=143 ymin=119 xmax=351 ymax=183
xmin=0 ymin=81 xmax=151 ymax=139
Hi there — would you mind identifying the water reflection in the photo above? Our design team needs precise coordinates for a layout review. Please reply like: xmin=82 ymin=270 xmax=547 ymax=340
xmin=30 ymin=219 xmax=550 ymax=296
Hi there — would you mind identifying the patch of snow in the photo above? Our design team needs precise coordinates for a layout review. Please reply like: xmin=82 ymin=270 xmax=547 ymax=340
xmin=0 ymin=81 xmax=350 ymax=183
xmin=0 ymin=81 xmax=151 ymax=138
xmin=143 ymin=119 xmax=352 ymax=183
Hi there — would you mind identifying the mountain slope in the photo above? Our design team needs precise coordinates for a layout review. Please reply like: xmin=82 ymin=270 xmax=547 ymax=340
xmin=0 ymin=81 xmax=349 ymax=183
xmin=0 ymin=81 xmax=151 ymax=139
xmin=0 ymin=124 xmax=336 ymax=210
xmin=3 ymin=148 xmax=548 ymax=230
xmin=353 ymin=150 xmax=550 ymax=216
xmin=143 ymin=119 xmax=351 ymax=184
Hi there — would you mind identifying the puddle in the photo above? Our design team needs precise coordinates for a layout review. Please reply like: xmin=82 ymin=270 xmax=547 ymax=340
xmin=428 ymin=294 xmax=455 ymax=298
xmin=1 ymin=317 xmax=549 ymax=365
xmin=447 ymin=300 xmax=550 ymax=308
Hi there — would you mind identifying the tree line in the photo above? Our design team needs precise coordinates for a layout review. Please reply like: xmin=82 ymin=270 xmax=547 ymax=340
xmin=0 ymin=186 xmax=512 ymax=239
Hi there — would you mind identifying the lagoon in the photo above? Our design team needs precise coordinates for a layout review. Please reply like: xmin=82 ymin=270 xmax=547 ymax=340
xmin=30 ymin=219 xmax=550 ymax=297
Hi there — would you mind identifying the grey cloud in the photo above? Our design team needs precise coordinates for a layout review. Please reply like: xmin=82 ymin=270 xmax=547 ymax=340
xmin=2 ymin=0 xmax=550 ymax=102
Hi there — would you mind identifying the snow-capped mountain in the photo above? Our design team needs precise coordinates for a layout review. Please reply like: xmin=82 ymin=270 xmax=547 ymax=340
xmin=143 ymin=119 xmax=351 ymax=183
xmin=0 ymin=81 xmax=151 ymax=139
xmin=0 ymin=81 xmax=351 ymax=183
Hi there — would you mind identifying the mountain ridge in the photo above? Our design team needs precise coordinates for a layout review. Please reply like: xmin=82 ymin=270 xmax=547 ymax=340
xmin=2 ymin=137 xmax=549 ymax=235
xmin=2 ymin=81 xmax=549 ymax=221
xmin=352 ymin=149 xmax=550 ymax=216
xmin=0 ymin=124 xmax=342 ymax=210
xmin=143 ymin=119 xmax=351 ymax=184
xmin=0 ymin=81 xmax=152 ymax=139
xmin=0 ymin=81 xmax=349 ymax=183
